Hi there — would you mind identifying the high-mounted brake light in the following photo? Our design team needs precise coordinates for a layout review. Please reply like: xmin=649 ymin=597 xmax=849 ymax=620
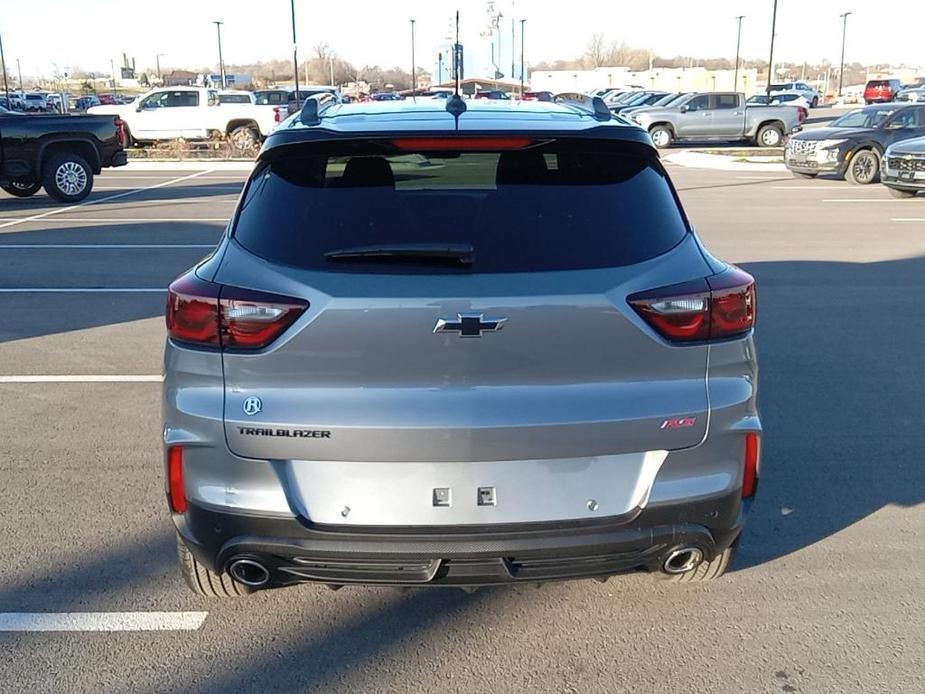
xmin=742 ymin=433 xmax=760 ymax=498
xmin=167 ymin=445 xmax=187 ymax=513
xmin=628 ymin=267 xmax=756 ymax=343
xmin=391 ymin=137 xmax=536 ymax=151
xmin=166 ymin=273 xmax=308 ymax=349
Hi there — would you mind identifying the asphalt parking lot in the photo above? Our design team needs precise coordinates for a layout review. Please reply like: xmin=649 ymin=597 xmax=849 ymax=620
xmin=1 ymin=162 xmax=923 ymax=693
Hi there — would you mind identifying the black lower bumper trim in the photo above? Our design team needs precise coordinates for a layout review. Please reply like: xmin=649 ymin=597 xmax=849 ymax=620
xmin=176 ymin=491 xmax=747 ymax=587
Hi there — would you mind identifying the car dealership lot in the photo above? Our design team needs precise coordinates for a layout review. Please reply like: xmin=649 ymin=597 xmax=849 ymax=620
xmin=1 ymin=167 xmax=923 ymax=692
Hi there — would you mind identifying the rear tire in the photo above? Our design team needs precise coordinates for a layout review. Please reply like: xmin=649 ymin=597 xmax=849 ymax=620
xmin=756 ymin=123 xmax=783 ymax=147
xmin=887 ymin=187 xmax=917 ymax=199
xmin=176 ymin=535 xmax=255 ymax=598
xmin=791 ymin=171 xmax=818 ymax=179
xmin=229 ymin=125 xmax=261 ymax=154
xmin=1 ymin=180 xmax=42 ymax=197
xmin=845 ymin=149 xmax=880 ymax=185
xmin=41 ymin=152 xmax=94 ymax=202
xmin=661 ymin=545 xmax=736 ymax=583
xmin=649 ymin=125 xmax=673 ymax=149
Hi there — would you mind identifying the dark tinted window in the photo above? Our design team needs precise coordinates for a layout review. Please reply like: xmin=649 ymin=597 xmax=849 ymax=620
xmin=714 ymin=94 xmax=740 ymax=109
xmin=219 ymin=94 xmax=252 ymax=104
xmin=233 ymin=140 xmax=688 ymax=274
xmin=254 ymin=91 xmax=286 ymax=105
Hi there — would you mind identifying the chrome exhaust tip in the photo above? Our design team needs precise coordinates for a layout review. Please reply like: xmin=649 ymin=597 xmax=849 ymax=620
xmin=662 ymin=547 xmax=704 ymax=575
xmin=228 ymin=558 xmax=271 ymax=587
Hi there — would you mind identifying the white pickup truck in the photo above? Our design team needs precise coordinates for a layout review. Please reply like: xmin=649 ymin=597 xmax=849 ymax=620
xmin=88 ymin=87 xmax=282 ymax=150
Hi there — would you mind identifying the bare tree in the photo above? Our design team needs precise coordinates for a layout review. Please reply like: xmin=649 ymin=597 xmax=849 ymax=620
xmin=584 ymin=33 xmax=607 ymax=68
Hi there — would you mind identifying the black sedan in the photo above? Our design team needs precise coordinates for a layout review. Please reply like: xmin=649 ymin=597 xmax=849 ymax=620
xmin=784 ymin=103 xmax=925 ymax=184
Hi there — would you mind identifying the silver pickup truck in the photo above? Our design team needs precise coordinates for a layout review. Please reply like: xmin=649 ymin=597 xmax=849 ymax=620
xmin=630 ymin=92 xmax=803 ymax=148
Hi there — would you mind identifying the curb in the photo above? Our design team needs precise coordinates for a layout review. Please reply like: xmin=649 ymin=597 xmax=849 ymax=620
xmin=121 ymin=160 xmax=255 ymax=171
xmin=663 ymin=150 xmax=787 ymax=173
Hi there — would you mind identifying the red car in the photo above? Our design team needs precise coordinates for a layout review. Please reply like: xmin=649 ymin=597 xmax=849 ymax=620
xmin=522 ymin=91 xmax=554 ymax=102
xmin=864 ymin=79 xmax=902 ymax=104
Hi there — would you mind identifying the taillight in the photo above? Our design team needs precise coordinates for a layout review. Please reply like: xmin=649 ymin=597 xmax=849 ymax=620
xmin=166 ymin=272 xmax=308 ymax=349
xmin=167 ymin=445 xmax=187 ymax=513
xmin=273 ymin=106 xmax=282 ymax=123
xmin=114 ymin=116 xmax=127 ymax=146
xmin=391 ymin=137 xmax=536 ymax=151
xmin=628 ymin=267 xmax=756 ymax=343
xmin=742 ymin=433 xmax=760 ymax=498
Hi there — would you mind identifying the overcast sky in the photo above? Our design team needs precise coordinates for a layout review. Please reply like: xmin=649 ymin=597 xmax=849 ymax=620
xmin=4 ymin=0 xmax=923 ymax=79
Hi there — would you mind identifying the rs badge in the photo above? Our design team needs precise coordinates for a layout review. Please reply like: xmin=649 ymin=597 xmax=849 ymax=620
xmin=243 ymin=396 xmax=263 ymax=416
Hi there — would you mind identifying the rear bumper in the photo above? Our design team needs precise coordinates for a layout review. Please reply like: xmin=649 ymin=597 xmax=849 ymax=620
xmin=175 ymin=490 xmax=749 ymax=586
xmin=108 ymin=150 xmax=128 ymax=168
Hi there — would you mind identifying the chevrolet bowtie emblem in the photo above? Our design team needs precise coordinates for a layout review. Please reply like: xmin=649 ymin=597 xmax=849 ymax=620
xmin=433 ymin=313 xmax=507 ymax=338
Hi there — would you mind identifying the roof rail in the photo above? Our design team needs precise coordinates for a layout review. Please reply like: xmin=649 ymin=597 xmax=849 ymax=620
xmin=300 ymin=93 xmax=338 ymax=125
xmin=553 ymin=93 xmax=612 ymax=121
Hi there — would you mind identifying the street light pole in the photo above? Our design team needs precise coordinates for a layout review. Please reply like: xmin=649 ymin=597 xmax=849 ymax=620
xmin=110 ymin=58 xmax=117 ymax=93
xmin=766 ymin=0 xmax=778 ymax=97
xmin=16 ymin=58 xmax=22 ymax=91
xmin=213 ymin=21 xmax=226 ymax=89
xmin=290 ymin=0 xmax=299 ymax=98
xmin=838 ymin=11 xmax=852 ymax=97
xmin=511 ymin=16 xmax=515 ymax=84
xmin=520 ymin=19 xmax=526 ymax=96
xmin=156 ymin=53 xmax=164 ymax=82
xmin=410 ymin=19 xmax=416 ymax=97
xmin=0 ymin=34 xmax=9 ymax=104
xmin=734 ymin=15 xmax=745 ymax=91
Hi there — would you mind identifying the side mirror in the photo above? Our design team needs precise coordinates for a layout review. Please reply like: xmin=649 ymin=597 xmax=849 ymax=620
xmin=679 ymin=104 xmax=689 ymax=113
xmin=136 ymin=103 xmax=144 ymax=112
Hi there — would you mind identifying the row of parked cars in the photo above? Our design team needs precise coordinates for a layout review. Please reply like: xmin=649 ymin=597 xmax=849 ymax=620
xmin=583 ymin=88 xmax=805 ymax=148
xmin=784 ymin=102 xmax=925 ymax=198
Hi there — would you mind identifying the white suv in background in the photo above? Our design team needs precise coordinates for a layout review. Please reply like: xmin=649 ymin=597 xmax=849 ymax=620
xmin=770 ymin=81 xmax=821 ymax=108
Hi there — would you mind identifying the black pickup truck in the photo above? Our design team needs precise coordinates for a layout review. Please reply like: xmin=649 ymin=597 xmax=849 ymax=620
xmin=0 ymin=108 xmax=127 ymax=203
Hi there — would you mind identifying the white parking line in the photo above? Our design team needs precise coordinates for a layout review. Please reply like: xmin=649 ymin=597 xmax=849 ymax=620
xmin=773 ymin=186 xmax=882 ymax=190
xmin=735 ymin=176 xmax=785 ymax=180
xmin=822 ymin=199 xmax=907 ymax=203
xmin=0 ymin=170 xmax=211 ymax=230
xmin=0 ymin=218 xmax=228 ymax=223
xmin=0 ymin=244 xmax=214 ymax=249
xmin=891 ymin=218 xmax=925 ymax=222
xmin=0 ymin=375 xmax=163 ymax=382
xmin=0 ymin=612 xmax=207 ymax=632
xmin=0 ymin=288 xmax=165 ymax=293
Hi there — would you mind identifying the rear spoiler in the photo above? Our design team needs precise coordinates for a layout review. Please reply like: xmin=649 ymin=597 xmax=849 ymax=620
xmin=553 ymin=93 xmax=612 ymax=121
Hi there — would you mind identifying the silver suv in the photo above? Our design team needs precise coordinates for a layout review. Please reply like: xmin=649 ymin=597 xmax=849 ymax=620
xmin=164 ymin=95 xmax=761 ymax=596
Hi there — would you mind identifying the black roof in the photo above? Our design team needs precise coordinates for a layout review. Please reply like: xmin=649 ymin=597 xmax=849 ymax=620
xmin=262 ymin=98 xmax=652 ymax=152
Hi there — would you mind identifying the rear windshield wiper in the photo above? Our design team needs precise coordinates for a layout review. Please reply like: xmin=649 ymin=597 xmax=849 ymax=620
xmin=324 ymin=243 xmax=474 ymax=265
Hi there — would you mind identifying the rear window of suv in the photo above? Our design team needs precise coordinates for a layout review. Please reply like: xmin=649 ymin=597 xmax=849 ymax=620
xmin=232 ymin=139 xmax=689 ymax=273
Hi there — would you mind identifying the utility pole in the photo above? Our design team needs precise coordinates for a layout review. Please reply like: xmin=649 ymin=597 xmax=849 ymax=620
xmin=110 ymin=58 xmax=117 ymax=93
xmin=0 ymin=34 xmax=8 ymax=104
xmin=511 ymin=16 xmax=515 ymax=86
xmin=766 ymin=0 xmax=778 ymax=97
xmin=520 ymin=19 xmax=526 ymax=95
xmin=410 ymin=19 xmax=416 ymax=97
xmin=290 ymin=0 xmax=299 ymax=98
xmin=16 ymin=58 xmax=22 ymax=92
xmin=734 ymin=16 xmax=745 ymax=91
xmin=329 ymin=56 xmax=334 ymax=86
xmin=213 ymin=20 xmax=226 ymax=89
xmin=156 ymin=53 xmax=164 ymax=82
xmin=838 ymin=11 xmax=852 ymax=97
